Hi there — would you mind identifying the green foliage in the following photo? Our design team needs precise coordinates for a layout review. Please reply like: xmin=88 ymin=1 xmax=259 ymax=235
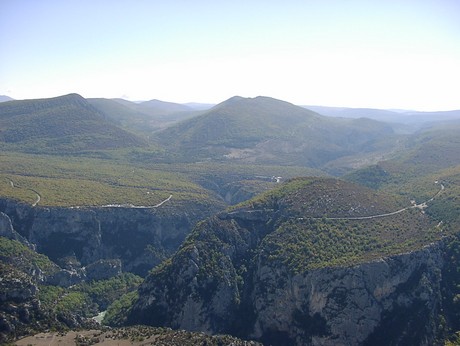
xmin=38 ymin=273 xmax=142 ymax=318
xmin=154 ymin=96 xmax=396 ymax=167
xmin=103 ymin=290 xmax=139 ymax=326
xmin=0 ymin=94 xmax=145 ymax=153
xmin=75 ymin=273 xmax=143 ymax=310
xmin=0 ymin=152 xmax=217 ymax=207
xmin=345 ymin=164 xmax=392 ymax=189
xmin=445 ymin=332 xmax=460 ymax=346
xmin=0 ymin=150 xmax=324 ymax=207
xmin=38 ymin=285 xmax=64 ymax=310
xmin=56 ymin=291 xmax=93 ymax=315
xmin=177 ymin=177 xmax=442 ymax=277
xmin=0 ymin=237 xmax=58 ymax=274
xmin=240 ymin=177 xmax=407 ymax=217
xmin=260 ymin=209 xmax=440 ymax=273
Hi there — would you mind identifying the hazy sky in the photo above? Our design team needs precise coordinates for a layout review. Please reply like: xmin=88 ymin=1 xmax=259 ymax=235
xmin=1 ymin=0 xmax=459 ymax=110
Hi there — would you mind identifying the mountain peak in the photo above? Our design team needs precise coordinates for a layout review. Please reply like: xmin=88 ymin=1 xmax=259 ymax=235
xmin=0 ymin=94 xmax=145 ymax=152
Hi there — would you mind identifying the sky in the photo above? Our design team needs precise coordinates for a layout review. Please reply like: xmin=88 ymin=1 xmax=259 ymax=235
xmin=1 ymin=0 xmax=459 ymax=111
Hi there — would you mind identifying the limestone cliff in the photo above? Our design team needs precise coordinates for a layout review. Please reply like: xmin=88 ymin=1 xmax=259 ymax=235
xmin=250 ymin=243 xmax=443 ymax=345
xmin=0 ymin=197 xmax=223 ymax=277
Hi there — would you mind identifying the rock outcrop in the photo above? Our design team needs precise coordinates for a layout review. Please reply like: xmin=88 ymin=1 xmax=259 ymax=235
xmin=0 ymin=212 xmax=31 ymax=248
xmin=250 ymin=243 xmax=444 ymax=345
xmin=0 ymin=198 xmax=222 ymax=277
xmin=0 ymin=263 xmax=42 ymax=343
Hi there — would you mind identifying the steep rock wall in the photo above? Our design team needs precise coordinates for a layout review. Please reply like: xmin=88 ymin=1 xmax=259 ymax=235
xmin=250 ymin=242 xmax=443 ymax=345
xmin=0 ymin=198 xmax=222 ymax=276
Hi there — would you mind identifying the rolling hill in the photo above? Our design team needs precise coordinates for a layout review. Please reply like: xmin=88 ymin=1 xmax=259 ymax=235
xmin=306 ymin=105 xmax=460 ymax=125
xmin=89 ymin=98 xmax=202 ymax=134
xmin=112 ymin=98 xmax=200 ymax=128
xmin=346 ymin=120 xmax=460 ymax=190
xmin=154 ymin=96 xmax=397 ymax=171
xmin=0 ymin=93 xmax=145 ymax=153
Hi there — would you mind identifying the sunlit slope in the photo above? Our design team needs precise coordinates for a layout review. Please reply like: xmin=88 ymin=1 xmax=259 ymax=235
xmin=0 ymin=94 xmax=145 ymax=153
xmin=155 ymin=96 xmax=397 ymax=169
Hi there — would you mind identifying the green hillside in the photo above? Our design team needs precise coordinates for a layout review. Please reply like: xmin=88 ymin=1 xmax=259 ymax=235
xmin=143 ymin=175 xmax=440 ymax=286
xmin=154 ymin=96 xmax=397 ymax=170
xmin=0 ymin=152 xmax=219 ymax=207
xmin=0 ymin=94 xmax=145 ymax=153
xmin=88 ymin=98 xmax=158 ymax=133
xmin=346 ymin=121 xmax=460 ymax=192
xmin=89 ymin=98 xmax=200 ymax=134
xmin=231 ymin=177 xmax=438 ymax=270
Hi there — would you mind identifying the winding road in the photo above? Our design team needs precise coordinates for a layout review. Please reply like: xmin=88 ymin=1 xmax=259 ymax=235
xmin=5 ymin=176 xmax=443 ymax=216
xmin=6 ymin=178 xmax=172 ymax=209
xmin=300 ymin=182 xmax=445 ymax=221
xmin=7 ymin=178 xmax=41 ymax=207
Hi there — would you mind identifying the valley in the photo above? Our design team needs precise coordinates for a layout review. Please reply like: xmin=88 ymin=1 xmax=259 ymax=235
xmin=1 ymin=94 xmax=460 ymax=345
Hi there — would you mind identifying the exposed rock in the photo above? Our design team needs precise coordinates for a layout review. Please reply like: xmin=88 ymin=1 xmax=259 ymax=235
xmin=45 ymin=267 xmax=85 ymax=287
xmin=0 ymin=198 xmax=222 ymax=277
xmin=0 ymin=263 xmax=41 ymax=343
xmin=250 ymin=243 xmax=444 ymax=345
xmin=85 ymin=259 xmax=122 ymax=281
xmin=0 ymin=212 xmax=32 ymax=248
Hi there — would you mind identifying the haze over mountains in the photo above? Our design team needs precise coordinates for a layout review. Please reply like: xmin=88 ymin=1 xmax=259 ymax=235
xmin=306 ymin=105 xmax=460 ymax=126
xmin=3 ymin=93 xmax=460 ymax=127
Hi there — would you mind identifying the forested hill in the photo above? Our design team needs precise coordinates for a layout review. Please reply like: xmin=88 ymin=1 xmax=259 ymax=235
xmin=154 ymin=96 xmax=397 ymax=169
xmin=0 ymin=93 xmax=145 ymax=153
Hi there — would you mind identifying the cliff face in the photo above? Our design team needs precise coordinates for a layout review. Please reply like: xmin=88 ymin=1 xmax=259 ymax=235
xmin=0 ymin=198 xmax=222 ymax=277
xmin=250 ymin=244 xmax=443 ymax=345
xmin=130 ymin=213 xmax=444 ymax=345
xmin=128 ymin=178 xmax=447 ymax=345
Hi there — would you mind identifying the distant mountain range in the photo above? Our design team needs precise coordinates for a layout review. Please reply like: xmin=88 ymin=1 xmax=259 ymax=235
xmin=88 ymin=97 xmax=203 ymax=133
xmin=305 ymin=105 xmax=460 ymax=124
xmin=3 ymin=93 xmax=460 ymax=125
xmin=1 ymin=93 xmax=459 ymax=175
